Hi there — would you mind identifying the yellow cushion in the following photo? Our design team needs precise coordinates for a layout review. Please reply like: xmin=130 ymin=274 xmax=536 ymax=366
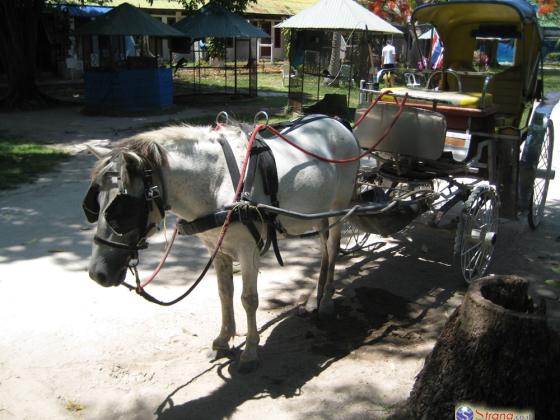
xmin=380 ymin=87 xmax=493 ymax=109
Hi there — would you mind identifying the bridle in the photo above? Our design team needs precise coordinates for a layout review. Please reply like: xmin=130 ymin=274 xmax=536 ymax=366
xmin=83 ymin=166 xmax=167 ymax=262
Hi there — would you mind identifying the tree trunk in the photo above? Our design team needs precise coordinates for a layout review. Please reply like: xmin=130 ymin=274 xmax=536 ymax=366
xmin=403 ymin=275 xmax=560 ymax=419
xmin=325 ymin=32 xmax=341 ymax=86
xmin=0 ymin=0 xmax=46 ymax=109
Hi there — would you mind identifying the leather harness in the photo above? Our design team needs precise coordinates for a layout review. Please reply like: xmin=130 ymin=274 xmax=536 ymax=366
xmin=177 ymin=134 xmax=285 ymax=266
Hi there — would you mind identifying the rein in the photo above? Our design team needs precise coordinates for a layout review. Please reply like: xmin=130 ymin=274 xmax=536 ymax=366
xmin=122 ymin=90 xmax=408 ymax=306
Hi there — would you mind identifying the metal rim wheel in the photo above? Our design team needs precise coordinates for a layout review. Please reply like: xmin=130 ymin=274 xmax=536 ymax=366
xmin=340 ymin=222 xmax=370 ymax=255
xmin=528 ymin=120 xmax=554 ymax=229
xmin=454 ymin=186 xmax=499 ymax=284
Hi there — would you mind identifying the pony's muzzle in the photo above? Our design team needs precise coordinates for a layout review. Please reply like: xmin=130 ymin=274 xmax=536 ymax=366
xmin=88 ymin=259 xmax=128 ymax=287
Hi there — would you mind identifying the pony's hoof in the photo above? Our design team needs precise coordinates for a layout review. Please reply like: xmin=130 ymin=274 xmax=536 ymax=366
xmin=237 ymin=359 xmax=259 ymax=374
xmin=303 ymin=298 xmax=319 ymax=314
xmin=207 ymin=347 xmax=232 ymax=361
xmin=297 ymin=304 xmax=314 ymax=317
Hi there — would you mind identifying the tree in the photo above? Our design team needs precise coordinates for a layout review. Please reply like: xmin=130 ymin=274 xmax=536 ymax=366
xmin=363 ymin=0 xmax=413 ymax=25
xmin=0 ymin=0 xmax=255 ymax=109
xmin=0 ymin=0 xmax=46 ymax=109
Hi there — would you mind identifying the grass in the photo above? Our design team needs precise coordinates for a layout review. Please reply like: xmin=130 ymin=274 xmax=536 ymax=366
xmin=544 ymin=68 xmax=560 ymax=95
xmin=0 ymin=139 xmax=69 ymax=189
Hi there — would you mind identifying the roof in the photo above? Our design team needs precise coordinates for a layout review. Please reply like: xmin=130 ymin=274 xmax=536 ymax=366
xmin=276 ymin=0 xmax=402 ymax=34
xmin=76 ymin=3 xmax=186 ymax=37
xmin=104 ymin=0 xmax=184 ymax=11
xmin=174 ymin=2 xmax=269 ymax=39
xmin=246 ymin=0 xmax=319 ymax=16
xmin=94 ymin=0 xmax=320 ymax=16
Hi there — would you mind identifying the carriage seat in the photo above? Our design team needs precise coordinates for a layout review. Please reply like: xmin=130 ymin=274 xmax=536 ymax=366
xmin=354 ymin=102 xmax=447 ymax=161
xmin=380 ymin=87 xmax=493 ymax=109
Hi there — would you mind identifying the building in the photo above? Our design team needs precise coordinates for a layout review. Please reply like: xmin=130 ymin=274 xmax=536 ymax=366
xmin=53 ymin=0 xmax=318 ymax=79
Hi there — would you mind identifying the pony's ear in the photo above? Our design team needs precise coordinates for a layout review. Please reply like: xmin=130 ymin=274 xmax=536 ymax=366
xmin=86 ymin=144 xmax=111 ymax=159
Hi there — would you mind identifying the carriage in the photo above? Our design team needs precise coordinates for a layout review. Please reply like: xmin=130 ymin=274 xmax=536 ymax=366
xmin=82 ymin=0 xmax=556 ymax=370
xmin=339 ymin=0 xmax=556 ymax=283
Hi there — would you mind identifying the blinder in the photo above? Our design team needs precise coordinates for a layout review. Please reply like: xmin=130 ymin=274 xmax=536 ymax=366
xmin=82 ymin=184 xmax=100 ymax=223
xmin=105 ymin=194 xmax=149 ymax=235
xmin=82 ymin=184 xmax=149 ymax=235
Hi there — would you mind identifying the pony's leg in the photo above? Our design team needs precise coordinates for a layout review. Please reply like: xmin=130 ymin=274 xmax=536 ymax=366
xmin=318 ymin=218 xmax=342 ymax=317
xmin=238 ymin=249 xmax=260 ymax=371
xmin=212 ymin=252 xmax=235 ymax=352
xmin=304 ymin=219 xmax=329 ymax=312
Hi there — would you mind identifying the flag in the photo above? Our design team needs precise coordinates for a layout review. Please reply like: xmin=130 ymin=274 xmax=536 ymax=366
xmin=430 ymin=30 xmax=444 ymax=69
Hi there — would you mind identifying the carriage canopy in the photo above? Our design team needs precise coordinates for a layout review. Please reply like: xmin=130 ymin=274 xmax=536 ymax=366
xmin=412 ymin=0 xmax=542 ymax=100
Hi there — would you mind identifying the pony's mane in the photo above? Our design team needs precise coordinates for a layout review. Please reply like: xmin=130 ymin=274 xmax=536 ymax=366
xmin=90 ymin=123 xmax=248 ymax=183
xmin=91 ymin=136 xmax=168 ymax=183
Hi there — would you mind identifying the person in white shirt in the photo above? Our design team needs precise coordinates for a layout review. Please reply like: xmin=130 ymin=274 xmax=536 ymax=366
xmin=380 ymin=39 xmax=396 ymax=86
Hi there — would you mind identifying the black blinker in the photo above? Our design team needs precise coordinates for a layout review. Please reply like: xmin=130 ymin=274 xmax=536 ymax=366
xmin=104 ymin=194 xmax=148 ymax=235
xmin=82 ymin=184 xmax=100 ymax=223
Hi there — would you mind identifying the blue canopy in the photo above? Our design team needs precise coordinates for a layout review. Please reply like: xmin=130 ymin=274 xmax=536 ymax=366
xmin=58 ymin=4 xmax=112 ymax=18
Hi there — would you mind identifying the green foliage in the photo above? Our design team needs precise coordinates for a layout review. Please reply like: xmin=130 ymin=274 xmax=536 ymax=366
xmin=546 ymin=51 xmax=560 ymax=61
xmin=207 ymin=38 xmax=226 ymax=59
xmin=0 ymin=140 xmax=69 ymax=189
xmin=281 ymin=29 xmax=292 ymax=62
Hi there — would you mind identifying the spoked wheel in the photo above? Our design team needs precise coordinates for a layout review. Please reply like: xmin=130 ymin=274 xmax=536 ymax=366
xmin=454 ymin=186 xmax=499 ymax=284
xmin=528 ymin=120 xmax=554 ymax=229
xmin=340 ymin=222 xmax=370 ymax=255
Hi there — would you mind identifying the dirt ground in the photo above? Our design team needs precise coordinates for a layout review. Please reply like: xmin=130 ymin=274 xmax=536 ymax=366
xmin=0 ymin=104 xmax=559 ymax=420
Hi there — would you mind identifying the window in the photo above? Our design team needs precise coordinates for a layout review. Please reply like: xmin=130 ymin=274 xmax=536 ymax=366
xmin=473 ymin=38 xmax=516 ymax=71
xmin=274 ymin=26 xmax=281 ymax=48
xmin=260 ymin=21 xmax=271 ymax=42
xmin=167 ymin=17 xmax=176 ymax=25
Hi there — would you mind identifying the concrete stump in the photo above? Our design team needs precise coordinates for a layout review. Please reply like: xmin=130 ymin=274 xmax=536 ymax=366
xmin=406 ymin=275 xmax=560 ymax=418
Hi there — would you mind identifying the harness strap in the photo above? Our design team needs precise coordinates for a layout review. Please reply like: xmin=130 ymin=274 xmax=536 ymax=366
xmin=94 ymin=234 xmax=148 ymax=252
xmin=242 ymin=138 xmax=284 ymax=265
xmin=179 ymin=136 xmax=284 ymax=266
xmin=217 ymin=136 xmax=241 ymax=188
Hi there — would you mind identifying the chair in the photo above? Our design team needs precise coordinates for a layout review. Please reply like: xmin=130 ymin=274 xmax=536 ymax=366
xmin=404 ymin=72 xmax=423 ymax=88
xmin=281 ymin=64 xmax=300 ymax=87
xmin=340 ymin=64 xmax=355 ymax=88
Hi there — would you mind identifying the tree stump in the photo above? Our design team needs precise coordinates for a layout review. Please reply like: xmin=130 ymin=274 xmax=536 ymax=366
xmin=406 ymin=275 xmax=560 ymax=419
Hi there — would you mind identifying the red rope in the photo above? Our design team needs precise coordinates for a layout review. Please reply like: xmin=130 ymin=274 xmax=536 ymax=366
xmin=136 ymin=91 xmax=407 ymax=292
xmin=198 ymin=124 xmax=264 ymax=261
xmin=263 ymin=91 xmax=408 ymax=164
xmin=136 ymin=125 xmax=263 ymax=292
xmin=140 ymin=225 xmax=178 ymax=289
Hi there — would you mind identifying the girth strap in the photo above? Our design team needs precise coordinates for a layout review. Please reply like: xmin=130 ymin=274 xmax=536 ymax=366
xmin=242 ymin=137 xmax=283 ymax=266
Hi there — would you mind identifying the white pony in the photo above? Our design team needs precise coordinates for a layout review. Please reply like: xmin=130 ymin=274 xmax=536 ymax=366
xmin=85 ymin=115 xmax=360 ymax=370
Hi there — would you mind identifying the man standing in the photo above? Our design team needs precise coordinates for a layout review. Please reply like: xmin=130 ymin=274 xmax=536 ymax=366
xmin=381 ymin=39 xmax=396 ymax=86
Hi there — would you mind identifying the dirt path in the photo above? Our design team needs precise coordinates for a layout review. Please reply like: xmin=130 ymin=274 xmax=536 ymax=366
xmin=0 ymin=106 xmax=559 ymax=419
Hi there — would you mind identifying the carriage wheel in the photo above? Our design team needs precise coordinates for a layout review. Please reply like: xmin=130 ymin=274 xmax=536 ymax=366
xmin=340 ymin=222 xmax=371 ymax=255
xmin=454 ymin=186 xmax=499 ymax=284
xmin=528 ymin=120 xmax=554 ymax=229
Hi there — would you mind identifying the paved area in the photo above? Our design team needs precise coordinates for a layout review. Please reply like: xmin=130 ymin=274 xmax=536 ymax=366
xmin=0 ymin=104 xmax=558 ymax=419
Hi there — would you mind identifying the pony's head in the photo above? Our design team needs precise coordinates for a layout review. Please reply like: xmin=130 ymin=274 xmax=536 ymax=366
xmin=83 ymin=140 xmax=167 ymax=287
